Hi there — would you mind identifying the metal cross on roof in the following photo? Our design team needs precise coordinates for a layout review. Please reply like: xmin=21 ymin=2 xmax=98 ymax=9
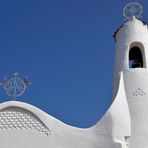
xmin=0 ymin=72 xmax=31 ymax=101
xmin=123 ymin=2 xmax=143 ymax=21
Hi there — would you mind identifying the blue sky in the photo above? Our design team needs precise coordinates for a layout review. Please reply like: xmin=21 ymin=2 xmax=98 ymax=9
xmin=0 ymin=0 xmax=147 ymax=127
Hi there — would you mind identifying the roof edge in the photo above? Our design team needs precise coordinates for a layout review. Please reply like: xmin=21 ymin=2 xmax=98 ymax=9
xmin=113 ymin=19 xmax=148 ymax=42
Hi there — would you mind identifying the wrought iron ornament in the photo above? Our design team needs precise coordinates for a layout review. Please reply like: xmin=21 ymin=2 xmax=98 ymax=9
xmin=123 ymin=2 xmax=143 ymax=21
xmin=0 ymin=72 xmax=31 ymax=100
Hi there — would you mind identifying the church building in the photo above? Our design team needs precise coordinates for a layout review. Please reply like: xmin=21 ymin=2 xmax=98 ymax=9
xmin=0 ymin=2 xmax=147 ymax=148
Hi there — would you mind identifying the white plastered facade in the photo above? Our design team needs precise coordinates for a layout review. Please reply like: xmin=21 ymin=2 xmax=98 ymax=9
xmin=113 ymin=17 xmax=148 ymax=148
xmin=0 ymin=73 xmax=130 ymax=148
xmin=0 ymin=18 xmax=147 ymax=148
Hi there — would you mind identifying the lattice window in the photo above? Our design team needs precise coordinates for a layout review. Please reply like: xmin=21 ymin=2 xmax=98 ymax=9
xmin=0 ymin=107 xmax=51 ymax=136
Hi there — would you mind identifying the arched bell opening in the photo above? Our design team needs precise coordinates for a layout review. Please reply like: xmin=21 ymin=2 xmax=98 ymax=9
xmin=129 ymin=42 xmax=146 ymax=69
xmin=129 ymin=47 xmax=143 ymax=68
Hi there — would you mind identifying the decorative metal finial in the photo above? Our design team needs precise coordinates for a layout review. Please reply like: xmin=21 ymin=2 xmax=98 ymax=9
xmin=123 ymin=2 xmax=143 ymax=21
xmin=0 ymin=72 xmax=31 ymax=101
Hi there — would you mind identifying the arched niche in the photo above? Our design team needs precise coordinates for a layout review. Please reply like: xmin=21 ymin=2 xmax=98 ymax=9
xmin=129 ymin=42 xmax=146 ymax=68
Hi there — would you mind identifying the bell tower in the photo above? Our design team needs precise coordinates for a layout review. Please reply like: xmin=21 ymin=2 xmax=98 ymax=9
xmin=113 ymin=2 xmax=148 ymax=148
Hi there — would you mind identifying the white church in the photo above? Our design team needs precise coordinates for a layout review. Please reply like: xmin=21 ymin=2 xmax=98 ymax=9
xmin=0 ymin=2 xmax=147 ymax=148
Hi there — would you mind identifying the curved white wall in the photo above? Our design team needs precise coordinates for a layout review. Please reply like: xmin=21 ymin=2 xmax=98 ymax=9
xmin=123 ymin=69 xmax=148 ymax=148
xmin=113 ymin=17 xmax=148 ymax=148
xmin=113 ymin=17 xmax=148 ymax=98
xmin=0 ymin=73 xmax=130 ymax=148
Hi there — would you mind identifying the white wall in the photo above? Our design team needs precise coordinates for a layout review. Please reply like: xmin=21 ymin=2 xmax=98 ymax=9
xmin=113 ymin=18 xmax=148 ymax=99
xmin=0 ymin=74 xmax=130 ymax=148
xmin=113 ymin=17 xmax=148 ymax=148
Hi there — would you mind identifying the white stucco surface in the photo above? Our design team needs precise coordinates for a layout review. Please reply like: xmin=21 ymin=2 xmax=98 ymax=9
xmin=0 ymin=73 xmax=130 ymax=148
xmin=123 ymin=69 xmax=148 ymax=148
xmin=113 ymin=17 xmax=148 ymax=148
xmin=113 ymin=17 xmax=148 ymax=98
xmin=1 ymin=17 xmax=148 ymax=148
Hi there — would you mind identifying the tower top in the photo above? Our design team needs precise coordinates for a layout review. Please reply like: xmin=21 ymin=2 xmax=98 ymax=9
xmin=123 ymin=2 xmax=143 ymax=21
